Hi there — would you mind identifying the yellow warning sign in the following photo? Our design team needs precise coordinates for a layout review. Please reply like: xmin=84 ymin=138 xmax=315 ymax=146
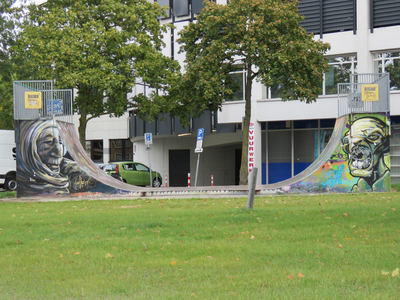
xmin=361 ymin=84 xmax=379 ymax=102
xmin=25 ymin=92 xmax=42 ymax=109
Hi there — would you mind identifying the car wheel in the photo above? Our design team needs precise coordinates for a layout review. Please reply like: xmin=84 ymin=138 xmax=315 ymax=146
xmin=5 ymin=177 xmax=17 ymax=191
xmin=152 ymin=177 xmax=161 ymax=188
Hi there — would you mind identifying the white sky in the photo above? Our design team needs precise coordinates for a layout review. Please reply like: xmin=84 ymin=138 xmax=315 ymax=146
xmin=12 ymin=0 xmax=46 ymax=7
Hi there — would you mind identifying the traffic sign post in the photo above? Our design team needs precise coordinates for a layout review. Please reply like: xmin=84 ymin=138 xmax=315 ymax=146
xmin=195 ymin=128 xmax=204 ymax=153
xmin=194 ymin=128 xmax=204 ymax=187
xmin=144 ymin=133 xmax=153 ymax=186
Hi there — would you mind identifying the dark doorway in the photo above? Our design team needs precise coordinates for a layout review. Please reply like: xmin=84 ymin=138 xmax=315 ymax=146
xmin=169 ymin=149 xmax=190 ymax=187
xmin=235 ymin=149 xmax=242 ymax=185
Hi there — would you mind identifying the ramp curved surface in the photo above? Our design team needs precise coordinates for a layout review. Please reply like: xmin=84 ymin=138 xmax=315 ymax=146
xmin=263 ymin=115 xmax=349 ymax=191
xmin=57 ymin=121 xmax=145 ymax=192
xmin=262 ymin=113 xmax=391 ymax=193
xmin=15 ymin=113 xmax=390 ymax=198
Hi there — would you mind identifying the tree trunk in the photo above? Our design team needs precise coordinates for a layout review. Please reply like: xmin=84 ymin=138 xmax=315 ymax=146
xmin=239 ymin=67 xmax=253 ymax=185
xmin=78 ymin=112 xmax=88 ymax=148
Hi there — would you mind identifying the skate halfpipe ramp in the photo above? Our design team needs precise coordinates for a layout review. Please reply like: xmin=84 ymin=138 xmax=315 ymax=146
xmin=15 ymin=113 xmax=390 ymax=198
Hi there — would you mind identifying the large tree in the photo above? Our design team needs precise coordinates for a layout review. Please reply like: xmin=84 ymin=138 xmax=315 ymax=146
xmin=15 ymin=0 xmax=180 ymax=145
xmin=0 ymin=0 xmax=23 ymax=129
xmin=177 ymin=0 xmax=330 ymax=185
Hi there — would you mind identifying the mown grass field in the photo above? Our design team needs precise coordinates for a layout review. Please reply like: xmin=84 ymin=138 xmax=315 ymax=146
xmin=1 ymin=192 xmax=399 ymax=299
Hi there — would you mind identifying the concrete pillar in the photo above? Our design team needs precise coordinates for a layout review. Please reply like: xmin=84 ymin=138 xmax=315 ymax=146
xmin=357 ymin=0 xmax=373 ymax=73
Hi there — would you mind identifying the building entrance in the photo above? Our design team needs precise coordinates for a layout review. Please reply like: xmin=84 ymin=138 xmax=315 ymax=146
xmin=169 ymin=149 xmax=190 ymax=187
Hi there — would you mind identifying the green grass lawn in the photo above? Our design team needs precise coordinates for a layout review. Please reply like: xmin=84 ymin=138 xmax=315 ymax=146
xmin=1 ymin=193 xmax=399 ymax=299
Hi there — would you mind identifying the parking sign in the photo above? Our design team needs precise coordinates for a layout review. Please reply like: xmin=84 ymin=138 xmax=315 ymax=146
xmin=144 ymin=133 xmax=152 ymax=145
xmin=195 ymin=128 xmax=204 ymax=153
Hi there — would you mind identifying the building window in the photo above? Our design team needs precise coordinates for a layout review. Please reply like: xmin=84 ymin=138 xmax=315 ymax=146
xmin=324 ymin=56 xmax=358 ymax=95
xmin=157 ymin=0 xmax=171 ymax=18
xmin=374 ymin=52 xmax=400 ymax=91
xmin=264 ymin=119 xmax=335 ymax=184
xmin=192 ymin=0 xmax=206 ymax=14
xmin=110 ymin=139 xmax=133 ymax=162
xmin=371 ymin=0 xmax=400 ymax=31
xmin=157 ymin=0 xmax=210 ymax=19
xmin=225 ymin=69 xmax=245 ymax=102
xmin=263 ymin=56 xmax=357 ymax=99
xmin=173 ymin=0 xmax=189 ymax=17
xmin=85 ymin=140 xmax=103 ymax=163
xmin=298 ymin=0 xmax=356 ymax=36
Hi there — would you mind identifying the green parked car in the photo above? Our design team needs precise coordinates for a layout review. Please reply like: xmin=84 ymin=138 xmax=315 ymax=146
xmin=103 ymin=162 xmax=162 ymax=187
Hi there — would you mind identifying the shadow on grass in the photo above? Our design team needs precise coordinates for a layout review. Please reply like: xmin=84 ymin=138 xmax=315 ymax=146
xmin=0 ymin=190 xmax=16 ymax=198
xmin=391 ymin=183 xmax=400 ymax=192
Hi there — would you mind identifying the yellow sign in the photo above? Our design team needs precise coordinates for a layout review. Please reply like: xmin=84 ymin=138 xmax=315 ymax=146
xmin=361 ymin=84 xmax=379 ymax=102
xmin=25 ymin=92 xmax=42 ymax=109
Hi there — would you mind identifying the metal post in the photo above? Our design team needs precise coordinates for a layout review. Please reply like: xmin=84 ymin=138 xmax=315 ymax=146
xmin=195 ymin=153 xmax=200 ymax=187
xmin=247 ymin=167 xmax=258 ymax=209
xmin=148 ymin=147 xmax=152 ymax=186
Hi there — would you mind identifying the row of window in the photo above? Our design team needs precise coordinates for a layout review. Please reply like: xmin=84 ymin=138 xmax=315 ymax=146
xmin=86 ymin=139 xmax=132 ymax=163
xmin=227 ymin=51 xmax=400 ymax=102
xmin=157 ymin=0 xmax=400 ymax=35
xmin=156 ymin=0 xmax=211 ymax=19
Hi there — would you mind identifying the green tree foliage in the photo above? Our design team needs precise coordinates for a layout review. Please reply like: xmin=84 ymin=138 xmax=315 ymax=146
xmin=177 ymin=0 xmax=330 ymax=185
xmin=15 ymin=0 xmax=180 ymax=145
xmin=0 ymin=0 xmax=22 ymax=129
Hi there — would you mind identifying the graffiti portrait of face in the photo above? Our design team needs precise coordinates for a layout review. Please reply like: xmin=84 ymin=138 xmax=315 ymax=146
xmin=342 ymin=117 xmax=389 ymax=178
xmin=37 ymin=127 xmax=64 ymax=174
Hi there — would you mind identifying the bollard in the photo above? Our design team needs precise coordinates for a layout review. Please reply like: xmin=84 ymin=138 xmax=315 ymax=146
xmin=211 ymin=174 xmax=214 ymax=186
xmin=247 ymin=167 xmax=258 ymax=209
xmin=188 ymin=173 xmax=191 ymax=187
xmin=165 ymin=174 xmax=168 ymax=187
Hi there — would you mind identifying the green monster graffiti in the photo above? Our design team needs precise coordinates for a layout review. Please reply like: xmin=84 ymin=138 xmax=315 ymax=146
xmin=341 ymin=116 xmax=390 ymax=192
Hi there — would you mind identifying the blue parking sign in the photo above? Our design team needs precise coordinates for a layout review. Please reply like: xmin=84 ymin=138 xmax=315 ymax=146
xmin=195 ymin=128 xmax=204 ymax=153
xmin=144 ymin=133 xmax=152 ymax=145
xmin=197 ymin=128 xmax=204 ymax=141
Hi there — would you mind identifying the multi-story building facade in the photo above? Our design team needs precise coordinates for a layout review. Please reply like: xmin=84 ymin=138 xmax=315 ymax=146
xmin=78 ymin=0 xmax=400 ymax=186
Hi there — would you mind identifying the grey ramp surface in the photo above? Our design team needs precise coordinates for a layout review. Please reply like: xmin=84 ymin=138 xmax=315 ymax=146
xmin=57 ymin=121 xmax=144 ymax=192
xmin=57 ymin=115 xmax=347 ymax=194
xmin=263 ymin=115 xmax=348 ymax=190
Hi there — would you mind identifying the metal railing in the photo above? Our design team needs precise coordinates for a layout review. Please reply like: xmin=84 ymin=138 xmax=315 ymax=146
xmin=13 ymin=80 xmax=73 ymax=124
xmin=338 ymin=73 xmax=390 ymax=117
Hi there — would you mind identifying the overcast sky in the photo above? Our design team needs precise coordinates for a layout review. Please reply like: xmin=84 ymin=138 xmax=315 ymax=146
xmin=12 ymin=0 xmax=46 ymax=7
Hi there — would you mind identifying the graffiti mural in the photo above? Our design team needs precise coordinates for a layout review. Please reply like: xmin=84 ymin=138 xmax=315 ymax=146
xmin=342 ymin=115 xmax=390 ymax=192
xmin=14 ymin=114 xmax=390 ymax=198
xmin=285 ymin=113 xmax=390 ymax=193
xmin=16 ymin=119 xmax=117 ymax=197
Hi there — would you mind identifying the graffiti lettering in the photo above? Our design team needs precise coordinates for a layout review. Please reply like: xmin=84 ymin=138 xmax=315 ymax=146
xmin=71 ymin=175 xmax=97 ymax=191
